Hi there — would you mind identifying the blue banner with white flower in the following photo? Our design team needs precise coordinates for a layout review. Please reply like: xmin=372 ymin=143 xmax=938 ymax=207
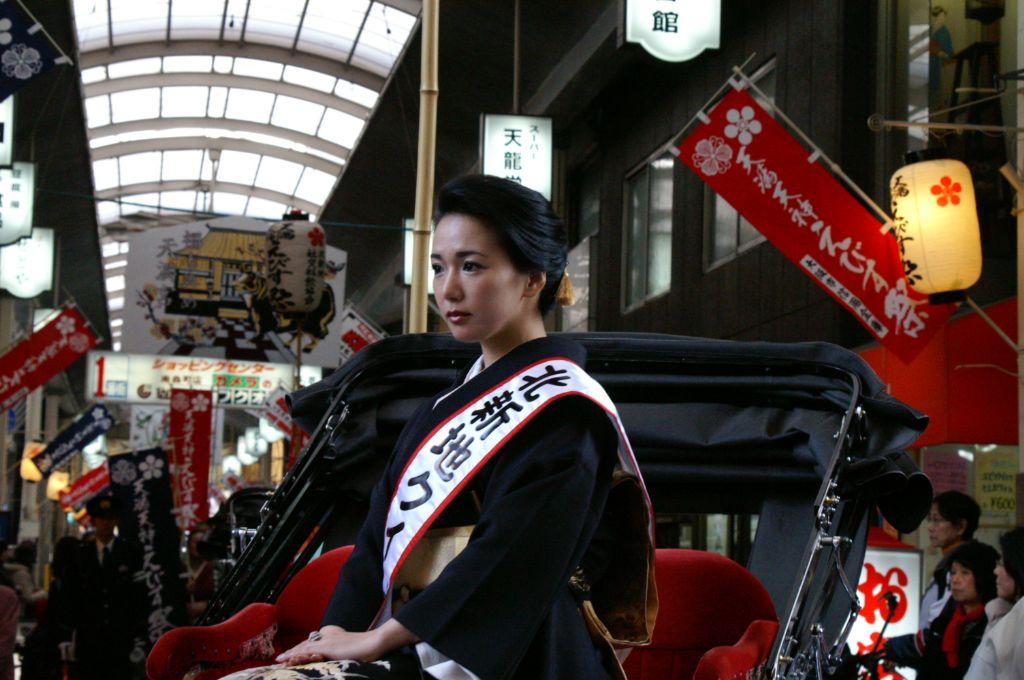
xmin=0 ymin=0 xmax=71 ymax=103
xmin=31 ymin=404 xmax=113 ymax=477
xmin=108 ymin=447 xmax=188 ymax=650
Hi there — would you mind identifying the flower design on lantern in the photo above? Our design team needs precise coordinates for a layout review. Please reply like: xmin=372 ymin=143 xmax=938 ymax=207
xmin=691 ymin=136 xmax=733 ymax=176
xmin=724 ymin=106 xmax=762 ymax=146
xmin=889 ymin=155 xmax=981 ymax=298
xmin=930 ymin=176 xmax=962 ymax=207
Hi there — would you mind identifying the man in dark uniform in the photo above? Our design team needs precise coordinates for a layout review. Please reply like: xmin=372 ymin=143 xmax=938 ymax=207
xmin=67 ymin=495 xmax=145 ymax=680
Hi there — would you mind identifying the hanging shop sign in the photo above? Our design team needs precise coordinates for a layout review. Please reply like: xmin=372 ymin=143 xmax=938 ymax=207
xmin=31 ymin=404 xmax=113 ymax=477
xmin=129 ymin=404 xmax=169 ymax=450
xmin=338 ymin=303 xmax=387 ymax=365
xmin=677 ymin=84 xmax=954 ymax=362
xmin=0 ymin=96 xmax=13 ymax=167
xmin=0 ymin=226 xmax=51 ymax=296
xmin=481 ymin=114 xmax=553 ymax=199
xmin=975 ymin=448 xmax=1017 ymax=526
xmin=261 ymin=386 xmax=292 ymax=436
xmin=168 ymin=389 xmax=212 ymax=530
xmin=121 ymin=216 xmax=346 ymax=368
xmin=86 ymin=350 xmax=321 ymax=408
xmin=922 ymin=449 xmax=971 ymax=495
xmin=59 ymin=464 xmax=111 ymax=512
xmin=0 ymin=162 xmax=35 ymax=246
xmin=0 ymin=304 xmax=97 ymax=411
xmin=107 ymin=448 xmax=188 ymax=651
xmin=624 ymin=0 xmax=720 ymax=63
xmin=848 ymin=541 xmax=922 ymax=680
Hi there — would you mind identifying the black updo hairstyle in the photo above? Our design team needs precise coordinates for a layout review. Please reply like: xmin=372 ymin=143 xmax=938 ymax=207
xmin=434 ymin=175 xmax=568 ymax=315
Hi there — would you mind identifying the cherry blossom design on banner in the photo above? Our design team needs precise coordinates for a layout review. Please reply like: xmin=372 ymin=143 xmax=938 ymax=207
xmin=677 ymin=86 xmax=953 ymax=362
xmin=168 ymin=389 xmax=212 ymax=530
xmin=0 ymin=304 xmax=97 ymax=410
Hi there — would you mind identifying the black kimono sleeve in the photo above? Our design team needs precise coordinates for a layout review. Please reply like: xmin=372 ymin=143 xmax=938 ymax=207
xmin=393 ymin=397 xmax=616 ymax=679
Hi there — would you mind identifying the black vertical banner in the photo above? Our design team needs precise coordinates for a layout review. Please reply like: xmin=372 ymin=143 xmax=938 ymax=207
xmin=108 ymin=448 xmax=188 ymax=652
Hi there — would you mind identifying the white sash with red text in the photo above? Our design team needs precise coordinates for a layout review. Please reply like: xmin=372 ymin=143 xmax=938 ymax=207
xmin=381 ymin=356 xmax=652 ymax=593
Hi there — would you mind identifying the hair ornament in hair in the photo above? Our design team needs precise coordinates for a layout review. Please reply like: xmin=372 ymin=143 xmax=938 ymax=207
xmin=556 ymin=271 xmax=576 ymax=307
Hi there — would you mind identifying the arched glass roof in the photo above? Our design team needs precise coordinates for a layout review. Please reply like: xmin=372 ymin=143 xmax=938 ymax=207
xmin=72 ymin=0 xmax=419 ymax=227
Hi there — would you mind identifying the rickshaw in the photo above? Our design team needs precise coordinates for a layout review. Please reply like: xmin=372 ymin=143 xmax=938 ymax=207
xmin=148 ymin=332 xmax=931 ymax=680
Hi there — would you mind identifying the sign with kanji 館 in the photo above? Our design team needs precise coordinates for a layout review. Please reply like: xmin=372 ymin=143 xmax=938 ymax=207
xmin=624 ymin=0 xmax=720 ymax=63
xmin=481 ymin=114 xmax=552 ymax=199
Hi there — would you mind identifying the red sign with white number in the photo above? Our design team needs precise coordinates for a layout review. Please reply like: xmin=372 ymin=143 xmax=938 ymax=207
xmin=677 ymin=86 xmax=953 ymax=362
xmin=0 ymin=305 xmax=97 ymax=410
xmin=59 ymin=464 xmax=111 ymax=511
xmin=169 ymin=388 xmax=212 ymax=530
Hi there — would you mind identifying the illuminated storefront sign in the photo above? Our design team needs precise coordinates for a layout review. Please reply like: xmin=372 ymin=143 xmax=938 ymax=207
xmin=481 ymin=114 xmax=552 ymax=199
xmin=86 ymin=351 xmax=321 ymax=408
xmin=0 ymin=96 xmax=13 ymax=167
xmin=624 ymin=0 xmax=721 ymax=63
xmin=0 ymin=162 xmax=34 ymax=245
xmin=0 ymin=227 xmax=53 ymax=298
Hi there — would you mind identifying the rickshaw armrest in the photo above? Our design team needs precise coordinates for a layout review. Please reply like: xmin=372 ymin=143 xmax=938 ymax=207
xmin=692 ymin=619 xmax=779 ymax=680
xmin=147 ymin=602 xmax=280 ymax=680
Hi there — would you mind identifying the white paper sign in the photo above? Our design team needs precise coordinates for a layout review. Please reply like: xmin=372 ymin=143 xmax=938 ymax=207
xmin=0 ymin=227 xmax=53 ymax=298
xmin=0 ymin=162 xmax=35 ymax=246
xmin=0 ymin=96 xmax=14 ymax=167
xmin=338 ymin=303 xmax=387 ymax=365
xmin=86 ymin=350 xmax=321 ymax=409
xmin=481 ymin=114 xmax=552 ymax=199
xmin=129 ymin=405 xmax=169 ymax=450
xmin=624 ymin=0 xmax=721 ymax=63
xmin=848 ymin=547 xmax=922 ymax=679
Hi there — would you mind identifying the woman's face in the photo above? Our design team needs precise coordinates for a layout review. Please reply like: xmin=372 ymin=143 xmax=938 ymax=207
xmin=949 ymin=562 xmax=982 ymax=606
xmin=927 ymin=503 xmax=965 ymax=550
xmin=995 ymin=558 xmax=1018 ymax=601
xmin=431 ymin=213 xmax=543 ymax=345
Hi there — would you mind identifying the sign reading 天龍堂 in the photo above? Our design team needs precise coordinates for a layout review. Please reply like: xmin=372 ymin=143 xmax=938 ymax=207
xmin=624 ymin=0 xmax=720 ymax=63
xmin=481 ymin=115 xmax=552 ymax=199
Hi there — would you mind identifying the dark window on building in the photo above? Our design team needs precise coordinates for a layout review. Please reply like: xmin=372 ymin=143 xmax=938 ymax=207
xmin=623 ymin=153 xmax=673 ymax=310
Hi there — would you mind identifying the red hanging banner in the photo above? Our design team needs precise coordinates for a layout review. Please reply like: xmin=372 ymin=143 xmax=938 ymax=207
xmin=169 ymin=388 xmax=212 ymax=530
xmin=59 ymin=464 xmax=111 ymax=512
xmin=677 ymin=86 xmax=953 ymax=362
xmin=0 ymin=305 xmax=97 ymax=410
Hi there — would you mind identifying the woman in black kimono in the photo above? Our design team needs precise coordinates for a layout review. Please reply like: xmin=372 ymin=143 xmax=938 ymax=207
xmin=237 ymin=175 xmax=653 ymax=680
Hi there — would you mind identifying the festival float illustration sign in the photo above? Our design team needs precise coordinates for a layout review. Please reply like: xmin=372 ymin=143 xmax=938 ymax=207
xmin=120 ymin=216 xmax=347 ymax=368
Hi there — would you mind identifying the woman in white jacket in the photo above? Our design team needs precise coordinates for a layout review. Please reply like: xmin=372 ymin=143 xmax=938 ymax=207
xmin=965 ymin=528 xmax=1024 ymax=680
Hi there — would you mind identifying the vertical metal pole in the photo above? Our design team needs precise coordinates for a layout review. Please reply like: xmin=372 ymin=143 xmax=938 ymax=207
xmin=408 ymin=0 xmax=440 ymax=334
xmin=513 ymin=0 xmax=520 ymax=114
xmin=0 ymin=298 xmax=13 ymax=512
xmin=1017 ymin=8 xmax=1024 ymax=527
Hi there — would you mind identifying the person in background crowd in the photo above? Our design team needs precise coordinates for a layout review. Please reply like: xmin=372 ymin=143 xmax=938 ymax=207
xmin=185 ymin=525 xmax=215 ymax=623
xmin=965 ymin=527 xmax=1024 ymax=680
xmin=65 ymin=496 xmax=145 ymax=680
xmin=21 ymin=536 xmax=82 ymax=680
xmin=921 ymin=491 xmax=981 ymax=627
xmin=4 ymin=540 xmax=46 ymax=611
xmin=887 ymin=541 xmax=999 ymax=679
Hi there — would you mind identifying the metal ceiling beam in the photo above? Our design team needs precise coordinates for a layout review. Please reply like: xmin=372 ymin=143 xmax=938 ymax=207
xmin=96 ymin=180 xmax=321 ymax=215
xmin=83 ymin=72 xmax=371 ymax=120
xmin=89 ymin=117 xmax=351 ymax=161
xmin=90 ymin=136 xmax=343 ymax=175
xmin=376 ymin=0 xmax=421 ymax=15
xmin=80 ymin=40 xmax=386 ymax=92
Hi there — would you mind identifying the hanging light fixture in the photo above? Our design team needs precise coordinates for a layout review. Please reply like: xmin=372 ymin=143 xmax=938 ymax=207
xmin=889 ymin=149 xmax=982 ymax=301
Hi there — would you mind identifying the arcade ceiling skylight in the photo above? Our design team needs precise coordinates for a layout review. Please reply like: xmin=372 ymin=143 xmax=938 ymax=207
xmin=72 ymin=0 xmax=419 ymax=227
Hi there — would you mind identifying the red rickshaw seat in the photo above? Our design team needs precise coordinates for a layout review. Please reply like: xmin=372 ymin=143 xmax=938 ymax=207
xmin=148 ymin=546 xmax=778 ymax=680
